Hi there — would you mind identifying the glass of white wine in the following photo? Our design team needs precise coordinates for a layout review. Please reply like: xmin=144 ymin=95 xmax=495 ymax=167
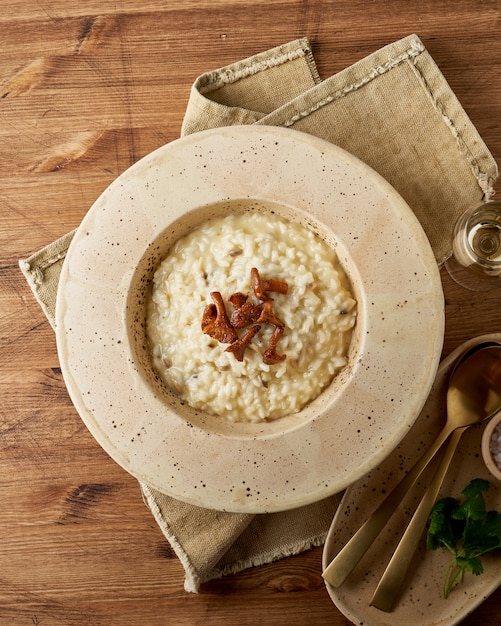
xmin=446 ymin=200 xmax=501 ymax=291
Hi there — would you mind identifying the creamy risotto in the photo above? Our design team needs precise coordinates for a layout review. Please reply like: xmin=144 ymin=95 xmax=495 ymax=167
xmin=146 ymin=212 xmax=356 ymax=423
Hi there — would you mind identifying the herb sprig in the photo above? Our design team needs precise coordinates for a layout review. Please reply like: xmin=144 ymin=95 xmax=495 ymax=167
xmin=426 ymin=478 xmax=501 ymax=598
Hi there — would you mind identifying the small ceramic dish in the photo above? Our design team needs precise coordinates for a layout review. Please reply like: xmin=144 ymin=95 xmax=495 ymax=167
xmin=55 ymin=125 xmax=444 ymax=513
xmin=482 ymin=412 xmax=501 ymax=481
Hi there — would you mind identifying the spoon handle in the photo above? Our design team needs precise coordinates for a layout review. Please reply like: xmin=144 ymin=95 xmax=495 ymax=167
xmin=369 ymin=426 xmax=466 ymax=612
xmin=322 ymin=423 xmax=453 ymax=587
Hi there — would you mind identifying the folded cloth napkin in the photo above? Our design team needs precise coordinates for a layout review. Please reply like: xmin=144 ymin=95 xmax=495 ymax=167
xmin=19 ymin=35 xmax=498 ymax=592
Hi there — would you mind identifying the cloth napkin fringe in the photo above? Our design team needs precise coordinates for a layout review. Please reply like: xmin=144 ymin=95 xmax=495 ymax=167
xmin=196 ymin=38 xmax=319 ymax=95
xmin=196 ymin=534 xmax=327 ymax=590
xmin=282 ymin=39 xmax=426 ymax=129
xmin=141 ymin=484 xmax=203 ymax=593
xmin=142 ymin=480 xmax=329 ymax=592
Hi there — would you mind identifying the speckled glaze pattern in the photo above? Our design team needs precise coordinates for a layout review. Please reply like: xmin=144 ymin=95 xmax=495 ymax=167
xmin=55 ymin=125 xmax=444 ymax=513
xmin=323 ymin=333 xmax=501 ymax=626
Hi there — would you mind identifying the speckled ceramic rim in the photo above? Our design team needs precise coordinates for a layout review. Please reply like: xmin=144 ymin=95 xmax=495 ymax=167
xmin=55 ymin=125 xmax=444 ymax=513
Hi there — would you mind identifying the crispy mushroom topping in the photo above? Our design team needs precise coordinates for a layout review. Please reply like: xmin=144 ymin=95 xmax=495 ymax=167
xmin=229 ymin=294 xmax=262 ymax=329
xmin=256 ymin=299 xmax=284 ymax=328
xmin=225 ymin=325 xmax=261 ymax=362
xmin=228 ymin=292 xmax=248 ymax=308
xmin=201 ymin=291 xmax=238 ymax=344
xmin=250 ymin=267 xmax=288 ymax=300
xmin=263 ymin=326 xmax=286 ymax=364
xmin=202 ymin=269 xmax=289 ymax=364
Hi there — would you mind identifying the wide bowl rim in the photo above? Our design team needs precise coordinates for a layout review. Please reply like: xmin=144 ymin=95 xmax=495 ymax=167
xmin=55 ymin=124 xmax=445 ymax=513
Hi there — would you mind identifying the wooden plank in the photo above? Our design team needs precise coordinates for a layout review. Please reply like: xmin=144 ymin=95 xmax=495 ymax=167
xmin=1 ymin=1 xmax=501 ymax=624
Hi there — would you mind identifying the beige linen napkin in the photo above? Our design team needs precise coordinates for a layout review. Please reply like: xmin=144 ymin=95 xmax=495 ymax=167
xmin=20 ymin=35 xmax=498 ymax=592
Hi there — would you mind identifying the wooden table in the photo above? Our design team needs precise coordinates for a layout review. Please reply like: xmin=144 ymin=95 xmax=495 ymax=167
xmin=2 ymin=1 xmax=500 ymax=624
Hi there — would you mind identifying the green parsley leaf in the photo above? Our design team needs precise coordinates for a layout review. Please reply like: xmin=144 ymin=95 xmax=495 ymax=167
xmin=426 ymin=478 xmax=501 ymax=598
xmin=427 ymin=497 xmax=462 ymax=552
xmin=457 ymin=554 xmax=483 ymax=576
xmin=452 ymin=478 xmax=489 ymax=522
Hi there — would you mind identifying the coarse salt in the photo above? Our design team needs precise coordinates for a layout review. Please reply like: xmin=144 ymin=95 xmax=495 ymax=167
xmin=489 ymin=421 xmax=501 ymax=470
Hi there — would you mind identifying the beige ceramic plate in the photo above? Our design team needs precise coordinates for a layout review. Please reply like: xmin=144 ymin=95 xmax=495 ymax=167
xmin=323 ymin=334 xmax=501 ymax=626
xmin=55 ymin=125 xmax=444 ymax=513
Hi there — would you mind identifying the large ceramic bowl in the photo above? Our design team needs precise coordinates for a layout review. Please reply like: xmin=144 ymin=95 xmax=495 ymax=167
xmin=55 ymin=125 xmax=444 ymax=513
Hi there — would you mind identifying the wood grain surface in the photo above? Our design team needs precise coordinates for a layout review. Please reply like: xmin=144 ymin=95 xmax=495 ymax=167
xmin=2 ymin=1 xmax=501 ymax=624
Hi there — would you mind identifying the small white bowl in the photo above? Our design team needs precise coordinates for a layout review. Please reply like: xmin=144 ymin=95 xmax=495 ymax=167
xmin=482 ymin=412 xmax=501 ymax=481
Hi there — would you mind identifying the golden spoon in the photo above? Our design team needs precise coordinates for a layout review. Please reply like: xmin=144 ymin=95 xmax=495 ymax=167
xmin=322 ymin=342 xmax=501 ymax=589
xmin=370 ymin=344 xmax=501 ymax=611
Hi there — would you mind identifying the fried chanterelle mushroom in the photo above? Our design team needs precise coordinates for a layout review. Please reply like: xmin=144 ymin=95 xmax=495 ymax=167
xmin=201 ymin=292 xmax=238 ymax=344
xmin=201 ymin=268 xmax=289 ymax=363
